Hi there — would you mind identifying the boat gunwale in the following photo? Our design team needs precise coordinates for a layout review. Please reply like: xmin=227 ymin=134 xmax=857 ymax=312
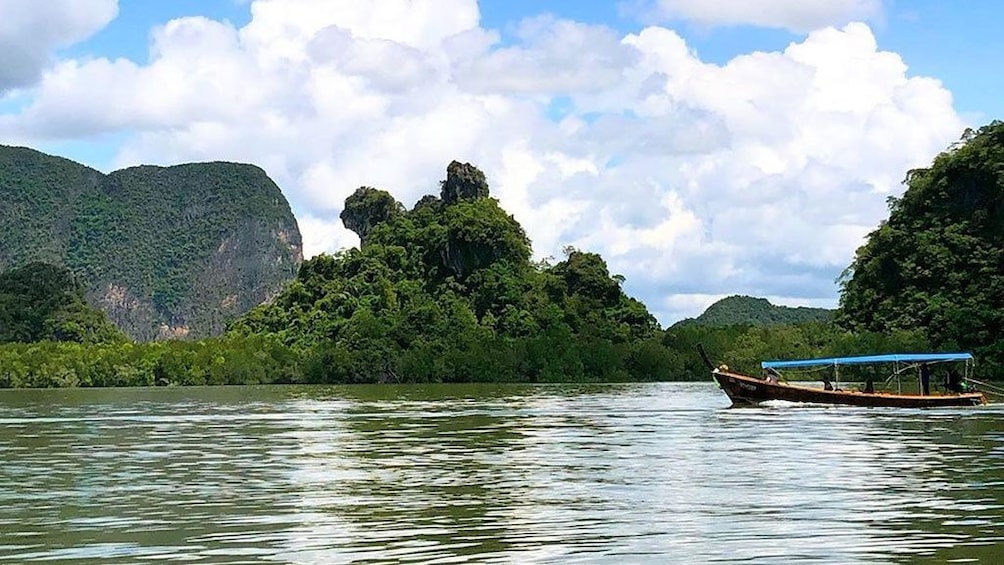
xmin=713 ymin=370 xmax=987 ymax=407
xmin=717 ymin=370 xmax=985 ymax=401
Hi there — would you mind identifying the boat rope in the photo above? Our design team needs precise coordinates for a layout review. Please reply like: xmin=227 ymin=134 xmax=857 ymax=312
xmin=966 ymin=377 xmax=1004 ymax=399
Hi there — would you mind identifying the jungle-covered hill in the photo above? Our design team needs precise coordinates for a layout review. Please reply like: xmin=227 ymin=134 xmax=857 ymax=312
xmin=672 ymin=296 xmax=833 ymax=328
xmin=670 ymin=121 xmax=1004 ymax=379
xmin=0 ymin=145 xmax=302 ymax=341
xmin=838 ymin=120 xmax=1004 ymax=373
xmin=230 ymin=161 xmax=670 ymax=383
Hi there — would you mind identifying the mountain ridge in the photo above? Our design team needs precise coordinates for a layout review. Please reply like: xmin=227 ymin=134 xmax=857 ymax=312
xmin=672 ymin=295 xmax=834 ymax=328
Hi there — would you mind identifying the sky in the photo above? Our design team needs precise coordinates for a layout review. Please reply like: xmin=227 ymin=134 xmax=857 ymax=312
xmin=0 ymin=0 xmax=999 ymax=325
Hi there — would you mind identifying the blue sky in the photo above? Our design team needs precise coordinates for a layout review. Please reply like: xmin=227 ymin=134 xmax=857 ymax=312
xmin=60 ymin=1 xmax=251 ymax=63
xmin=1 ymin=0 xmax=997 ymax=323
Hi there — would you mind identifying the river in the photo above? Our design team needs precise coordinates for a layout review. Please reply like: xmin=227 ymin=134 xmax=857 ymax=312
xmin=1 ymin=383 xmax=1001 ymax=563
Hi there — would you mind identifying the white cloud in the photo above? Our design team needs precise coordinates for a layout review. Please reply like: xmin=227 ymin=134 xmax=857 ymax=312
xmin=298 ymin=214 xmax=357 ymax=259
xmin=0 ymin=2 xmax=965 ymax=324
xmin=634 ymin=0 xmax=883 ymax=33
xmin=455 ymin=16 xmax=638 ymax=95
xmin=0 ymin=0 xmax=118 ymax=91
xmin=243 ymin=0 xmax=480 ymax=54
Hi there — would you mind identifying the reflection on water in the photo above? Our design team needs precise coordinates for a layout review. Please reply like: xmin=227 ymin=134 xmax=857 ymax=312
xmin=0 ymin=384 xmax=1002 ymax=563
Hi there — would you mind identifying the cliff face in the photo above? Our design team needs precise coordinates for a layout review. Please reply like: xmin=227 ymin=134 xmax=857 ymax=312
xmin=0 ymin=146 xmax=302 ymax=341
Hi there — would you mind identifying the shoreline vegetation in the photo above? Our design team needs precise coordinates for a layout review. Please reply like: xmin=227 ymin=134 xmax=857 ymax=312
xmin=3 ymin=122 xmax=1004 ymax=388
xmin=0 ymin=323 xmax=932 ymax=388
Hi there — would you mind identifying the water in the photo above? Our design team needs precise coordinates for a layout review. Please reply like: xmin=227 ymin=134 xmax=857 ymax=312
xmin=1 ymin=383 xmax=1002 ymax=564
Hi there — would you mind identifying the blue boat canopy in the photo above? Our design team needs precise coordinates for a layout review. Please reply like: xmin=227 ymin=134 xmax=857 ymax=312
xmin=762 ymin=353 xmax=973 ymax=369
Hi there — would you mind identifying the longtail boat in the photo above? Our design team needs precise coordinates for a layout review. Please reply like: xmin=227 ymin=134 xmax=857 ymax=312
xmin=701 ymin=348 xmax=987 ymax=408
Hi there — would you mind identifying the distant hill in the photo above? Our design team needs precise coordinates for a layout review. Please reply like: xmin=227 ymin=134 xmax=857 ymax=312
xmin=672 ymin=295 xmax=833 ymax=328
xmin=0 ymin=145 xmax=302 ymax=341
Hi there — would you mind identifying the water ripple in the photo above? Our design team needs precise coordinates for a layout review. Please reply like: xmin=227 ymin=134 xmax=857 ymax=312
xmin=0 ymin=383 xmax=1002 ymax=563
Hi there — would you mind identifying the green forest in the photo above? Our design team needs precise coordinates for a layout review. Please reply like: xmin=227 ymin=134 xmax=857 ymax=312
xmin=2 ymin=122 xmax=1004 ymax=387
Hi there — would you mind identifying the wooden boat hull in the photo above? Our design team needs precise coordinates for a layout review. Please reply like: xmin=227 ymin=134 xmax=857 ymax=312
xmin=713 ymin=370 xmax=986 ymax=408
